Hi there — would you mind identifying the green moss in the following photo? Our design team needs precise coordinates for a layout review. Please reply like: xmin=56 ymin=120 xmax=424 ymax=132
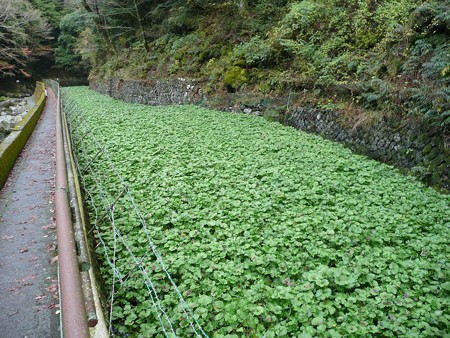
xmin=223 ymin=66 xmax=249 ymax=91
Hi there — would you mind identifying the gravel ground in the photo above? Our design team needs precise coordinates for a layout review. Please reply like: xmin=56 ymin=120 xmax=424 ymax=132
xmin=0 ymin=89 xmax=59 ymax=337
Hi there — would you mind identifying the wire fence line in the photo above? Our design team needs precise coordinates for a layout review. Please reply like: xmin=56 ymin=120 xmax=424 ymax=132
xmin=61 ymin=91 xmax=209 ymax=338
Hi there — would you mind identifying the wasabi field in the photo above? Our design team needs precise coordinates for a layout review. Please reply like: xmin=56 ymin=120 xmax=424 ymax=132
xmin=64 ymin=87 xmax=449 ymax=337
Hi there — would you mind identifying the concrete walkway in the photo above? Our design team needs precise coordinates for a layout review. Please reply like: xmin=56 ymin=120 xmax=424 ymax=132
xmin=0 ymin=89 xmax=59 ymax=337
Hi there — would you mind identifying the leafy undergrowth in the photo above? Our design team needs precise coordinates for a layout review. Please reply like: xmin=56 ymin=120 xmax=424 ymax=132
xmin=64 ymin=87 xmax=450 ymax=337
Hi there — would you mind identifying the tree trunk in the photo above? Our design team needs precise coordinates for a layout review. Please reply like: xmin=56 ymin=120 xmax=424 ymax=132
xmin=132 ymin=0 xmax=150 ymax=52
xmin=81 ymin=0 xmax=116 ymax=54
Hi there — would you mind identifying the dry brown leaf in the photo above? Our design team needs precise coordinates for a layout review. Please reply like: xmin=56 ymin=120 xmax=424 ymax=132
xmin=46 ymin=284 xmax=58 ymax=293
xmin=35 ymin=295 xmax=46 ymax=301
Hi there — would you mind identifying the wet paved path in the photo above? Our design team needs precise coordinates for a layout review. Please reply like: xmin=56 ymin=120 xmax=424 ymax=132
xmin=0 ymin=89 xmax=59 ymax=337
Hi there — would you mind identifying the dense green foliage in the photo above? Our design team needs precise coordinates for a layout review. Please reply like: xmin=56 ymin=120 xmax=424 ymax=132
xmin=64 ymin=0 xmax=449 ymax=133
xmin=55 ymin=9 xmax=93 ymax=73
xmin=3 ymin=0 xmax=448 ymax=130
xmin=29 ymin=0 xmax=64 ymax=28
xmin=0 ymin=0 xmax=90 ymax=79
xmin=65 ymin=87 xmax=450 ymax=337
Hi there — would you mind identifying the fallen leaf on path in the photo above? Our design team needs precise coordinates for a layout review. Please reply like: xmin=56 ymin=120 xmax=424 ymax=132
xmin=35 ymin=295 xmax=46 ymax=301
xmin=9 ymin=282 xmax=33 ymax=292
xmin=42 ymin=223 xmax=56 ymax=230
xmin=8 ymin=310 xmax=18 ymax=316
xmin=46 ymin=283 xmax=58 ymax=293
xmin=50 ymin=256 xmax=58 ymax=265
xmin=43 ymin=303 xmax=58 ymax=310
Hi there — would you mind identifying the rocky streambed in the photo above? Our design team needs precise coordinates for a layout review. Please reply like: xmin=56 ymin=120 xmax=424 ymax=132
xmin=0 ymin=97 xmax=32 ymax=142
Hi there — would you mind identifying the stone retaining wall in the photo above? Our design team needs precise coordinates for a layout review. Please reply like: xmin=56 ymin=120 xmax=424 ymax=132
xmin=90 ymin=78 xmax=204 ymax=106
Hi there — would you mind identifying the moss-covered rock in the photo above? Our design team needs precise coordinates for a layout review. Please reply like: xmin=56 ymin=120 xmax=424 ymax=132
xmin=223 ymin=66 xmax=249 ymax=91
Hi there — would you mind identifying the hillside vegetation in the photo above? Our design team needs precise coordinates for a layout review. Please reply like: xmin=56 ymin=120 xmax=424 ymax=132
xmin=58 ymin=0 xmax=449 ymax=135
xmin=0 ymin=0 xmax=54 ymax=78
xmin=1 ymin=1 xmax=448 ymax=134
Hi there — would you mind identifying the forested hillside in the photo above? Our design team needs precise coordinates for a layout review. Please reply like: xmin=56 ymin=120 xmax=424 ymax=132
xmin=63 ymin=0 xmax=449 ymax=135
xmin=1 ymin=0 xmax=449 ymax=133
xmin=0 ymin=0 xmax=48 ymax=78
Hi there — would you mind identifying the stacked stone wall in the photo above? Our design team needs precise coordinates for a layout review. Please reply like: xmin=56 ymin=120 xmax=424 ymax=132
xmin=90 ymin=78 xmax=204 ymax=106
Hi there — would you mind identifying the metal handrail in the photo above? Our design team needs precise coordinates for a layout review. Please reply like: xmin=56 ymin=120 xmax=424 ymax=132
xmin=60 ymin=87 xmax=99 ymax=328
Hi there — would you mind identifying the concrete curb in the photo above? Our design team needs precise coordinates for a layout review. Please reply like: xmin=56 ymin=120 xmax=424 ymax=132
xmin=0 ymin=82 xmax=46 ymax=189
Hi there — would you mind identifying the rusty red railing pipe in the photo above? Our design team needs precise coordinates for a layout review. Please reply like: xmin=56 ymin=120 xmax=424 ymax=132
xmin=54 ymin=84 xmax=89 ymax=338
